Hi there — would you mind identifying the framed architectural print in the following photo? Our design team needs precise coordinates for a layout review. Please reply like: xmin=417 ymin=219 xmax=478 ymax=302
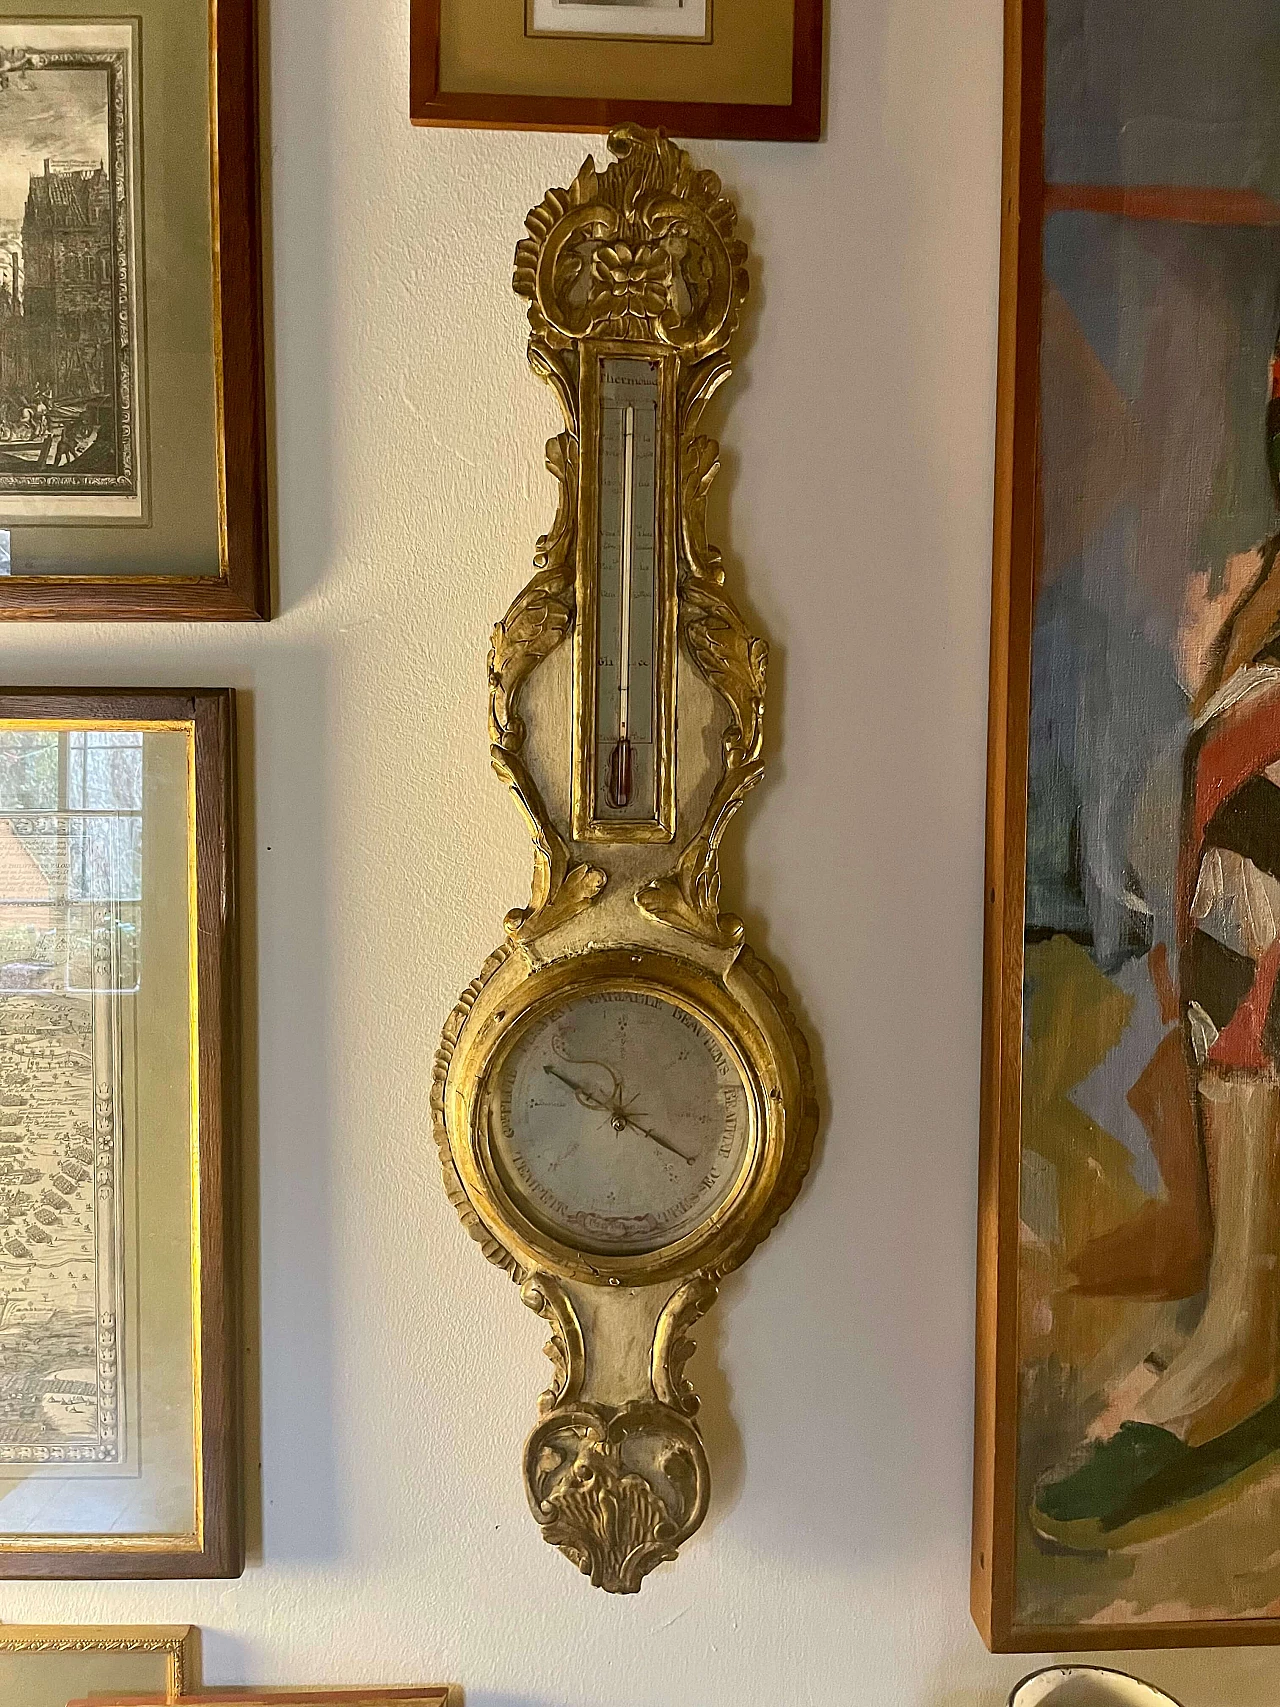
xmin=0 ymin=2 xmax=268 ymax=619
xmin=409 ymin=0 xmax=823 ymax=140
xmin=975 ymin=0 xmax=1280 ymax=1653
xmin=0 ymin=1624 xmax=194 ymax=1702
xmin=0 ymin=689 xmax=240 ymax=1578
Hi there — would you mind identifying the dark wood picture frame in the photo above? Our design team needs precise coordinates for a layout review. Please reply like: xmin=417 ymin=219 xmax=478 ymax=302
xmin=0 ymin=4 xmax=269 ymax=622
xmin=0 ymin=689 xmax=242 ymax=1580
xmin=974 ymin=0 xmax=1280 ymax=1653
xmin=409 ymin=0 xmax=824 ymax=140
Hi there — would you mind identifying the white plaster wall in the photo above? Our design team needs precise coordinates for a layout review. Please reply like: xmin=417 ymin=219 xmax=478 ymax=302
xmin=7 ymin=0 xmax=1279 ymax=1703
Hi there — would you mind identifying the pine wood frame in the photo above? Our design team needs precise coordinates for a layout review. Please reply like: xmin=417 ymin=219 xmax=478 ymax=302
xmin=409 ymin=0 xmax=824 ymax=140
xmin=0 ymin=690 xmax=242 ymax=1579
xmin=972 ymin=0 xmax=1280 ymax=1652
xmin=0 ymin=4 xmax=269 ymax=621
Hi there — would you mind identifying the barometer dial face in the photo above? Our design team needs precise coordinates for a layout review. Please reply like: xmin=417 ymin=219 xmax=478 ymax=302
xmin=487 ymin=987 xmax=752 ymax=1256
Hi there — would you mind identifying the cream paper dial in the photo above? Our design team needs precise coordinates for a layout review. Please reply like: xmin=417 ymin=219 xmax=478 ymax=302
xmin=489 ymin=988 xmax=751 ymax=1257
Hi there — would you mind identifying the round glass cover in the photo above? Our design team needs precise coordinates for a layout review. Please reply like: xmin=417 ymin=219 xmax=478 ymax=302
xmin=487 ymin=986 xmax=753 ymax=1256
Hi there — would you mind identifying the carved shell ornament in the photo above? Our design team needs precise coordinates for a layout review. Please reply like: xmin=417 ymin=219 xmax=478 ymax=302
xmin=435 ymin=127 xmax=817 ymax=1594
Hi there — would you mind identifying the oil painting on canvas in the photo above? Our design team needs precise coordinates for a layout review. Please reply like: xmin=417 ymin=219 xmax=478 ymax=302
xmin=0 ymin=22 xmax=143 ymax=519
xmin=976 ymin=0 xmax=1280 ymax=1650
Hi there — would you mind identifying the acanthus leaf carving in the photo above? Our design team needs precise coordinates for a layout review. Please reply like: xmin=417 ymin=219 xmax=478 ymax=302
xmin=488 ymin=430 xmax=606 ymax=945
xmin=637 ymin=499 xmax=768 ymax=945
xmin=652 ymin=1274 xmax=718 ymax=1415
xmin=521 ymin=1273 xmax=586 ymax=1416
xmin=524 ymin=1399 xmax=709 ymax=1594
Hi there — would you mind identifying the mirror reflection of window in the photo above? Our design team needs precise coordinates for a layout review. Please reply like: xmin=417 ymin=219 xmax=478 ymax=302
xmin=0 ymin=727 xmax=143 ymax=994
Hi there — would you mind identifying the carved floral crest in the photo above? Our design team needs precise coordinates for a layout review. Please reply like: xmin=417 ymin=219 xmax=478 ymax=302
xmin=513 ymin=125 xmax=749 ymax=357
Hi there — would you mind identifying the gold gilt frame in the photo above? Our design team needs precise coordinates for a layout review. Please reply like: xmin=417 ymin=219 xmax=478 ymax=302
xmin=434 ymin=127 xmax=818 ymax=1595
xmin=0 ymin=1624 xmax=195 ymax=1701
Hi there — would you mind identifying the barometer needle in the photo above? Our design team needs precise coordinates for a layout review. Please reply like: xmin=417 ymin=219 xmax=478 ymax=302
xmin=622 ymin=1116 xmax=698 ymax=1165
xmin=544 ymin=1065 xmax=613 ymax=1113
xmin=542 ymin=1064 xmax=697 ymax=1164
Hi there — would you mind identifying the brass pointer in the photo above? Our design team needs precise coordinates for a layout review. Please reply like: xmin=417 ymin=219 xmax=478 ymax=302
xmin=543 ymin=1065 xmax=698 ymax=1164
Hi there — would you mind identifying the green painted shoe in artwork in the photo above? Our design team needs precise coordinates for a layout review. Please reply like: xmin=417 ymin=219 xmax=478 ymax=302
xmin=1031 ymin=1422 xmax=1188 ymax=1550
xmin=1032 ymin=1399 xmax=1280 ymax=1553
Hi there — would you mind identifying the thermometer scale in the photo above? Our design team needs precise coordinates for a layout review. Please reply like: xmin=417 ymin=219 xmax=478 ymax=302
xmin=607 ymin=400 xmax=638 ymax=810
xmin=590 ymin=356 xmax=664 ymax=830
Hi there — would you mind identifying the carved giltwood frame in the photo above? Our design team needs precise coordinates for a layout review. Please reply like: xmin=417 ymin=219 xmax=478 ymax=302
xmin=435 ymin=127 xmax=817 ymax=1594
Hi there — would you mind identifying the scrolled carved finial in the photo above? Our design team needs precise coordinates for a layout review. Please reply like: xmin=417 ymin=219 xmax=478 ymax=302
xmin=513 ymin=124 xmax=749 ymax=359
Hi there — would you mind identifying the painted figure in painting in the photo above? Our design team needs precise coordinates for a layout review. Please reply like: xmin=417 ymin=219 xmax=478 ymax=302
xmin=1013 ymin=192 xmax=1280 ymax=1622
xmin=1033 ymin=346 xmax=1280 ymax=1549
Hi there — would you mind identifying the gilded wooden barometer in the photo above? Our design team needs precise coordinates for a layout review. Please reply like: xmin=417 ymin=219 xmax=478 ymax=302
xmin=434 ymin=127 xmax=817 ymax=1594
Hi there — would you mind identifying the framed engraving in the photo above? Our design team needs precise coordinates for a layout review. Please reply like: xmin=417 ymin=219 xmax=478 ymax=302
xmin=411 ymin=0 xmax=822 ymax=140
xmin=526 ymin=0 xmax=712 ymax=43
xmin=0 ymin=1624 xmax=193 ymax=1703
xmin=0 ymin=690 xmax=240 ymax=1578
xmin=0 ymin=3 xmax=268 ymax=619
xmin=0 ymin=23 xmax=144 ymax=520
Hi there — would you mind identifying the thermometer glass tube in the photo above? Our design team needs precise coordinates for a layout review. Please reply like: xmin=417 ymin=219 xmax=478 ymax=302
xmin=594 ymin=357 xmax=661 ymax=824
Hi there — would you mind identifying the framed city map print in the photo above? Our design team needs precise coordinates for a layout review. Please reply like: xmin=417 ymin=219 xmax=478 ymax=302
xmin=975 ymin=0 xmax=1280 ymax=1653
xmin=0 ymin=690 xmax=240 ymax=1577
xmin=0 ymin=1624 xmax=193 ymax=1702
xmin=410 ymin=0 xmax=822 ymax=139
xmin=0 ymin=3 xmax=268 ymax=619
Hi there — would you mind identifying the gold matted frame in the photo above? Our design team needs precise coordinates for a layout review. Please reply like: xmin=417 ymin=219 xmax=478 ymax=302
xmin=410 ymin=0 xmax=823 ymax=140
xmin=0 ymin=691 xmax=240 ymax=1579
xmin=0 ymin=1624 xmax=195 ymax=1701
